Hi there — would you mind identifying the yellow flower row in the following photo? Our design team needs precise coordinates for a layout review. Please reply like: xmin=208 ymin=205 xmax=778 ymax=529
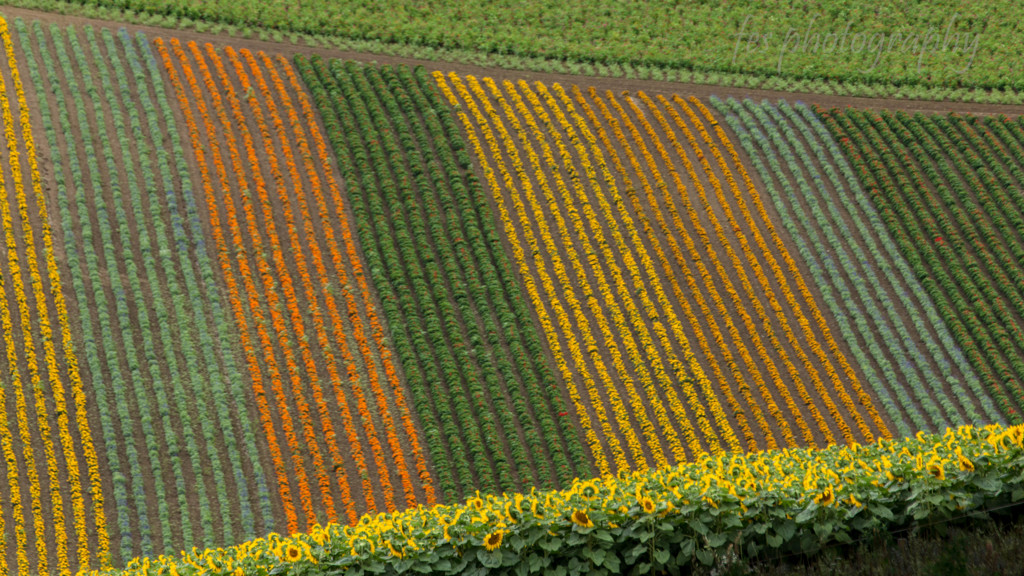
xmin=613 ymin=89 xmax=805 ymax=449
xmin=654 ymin=94 xmax=841 ymax=446
xmin=98 ymin=424 xmax=1024 ymax=576
xmin=464 ymin=73 xmax=646 ymax=470
xmin=432 ymin=71 xmax=618 ymax=475
xmin=494 ymin=76 xmax=688 ymax=466
xmin=685 ymin=96 xmax=891 ymax=440
xmin=674 ymin=95 xmax=889 ymax=443
xmin=529 ymin=79 xmax=735 ymax=458
xmin=0 ymin=16 xmax=108 ymax=574
xmin=617 ymin=88 xmax=781 ymax=451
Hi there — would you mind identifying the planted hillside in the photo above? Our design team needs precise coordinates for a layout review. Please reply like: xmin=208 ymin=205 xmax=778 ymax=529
xmin=713 ymin=97 xmax=1001 ymax=437
xmin=295 ymin=56 xmax=593 ymax=502
xmin=14 ymin=18 xmax=278 ymax=563
xmin=435 ymin=72 xmax=891 ymax=470
xmin=818 ymin=107 xmax=1024 ymax=425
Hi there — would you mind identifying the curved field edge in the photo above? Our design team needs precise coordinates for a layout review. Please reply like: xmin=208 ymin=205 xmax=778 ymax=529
xmin=0 ymin=2 xmax=1022 ymax=106
xmin=82 ymin=424 xmax=1024 ymax=576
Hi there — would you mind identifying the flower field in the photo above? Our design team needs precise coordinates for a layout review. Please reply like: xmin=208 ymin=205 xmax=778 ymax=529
xmin=0 ymin=7 xmax=1021 ymax=576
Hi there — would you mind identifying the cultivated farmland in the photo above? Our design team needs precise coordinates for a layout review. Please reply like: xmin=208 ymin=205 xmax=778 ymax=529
xmin=0 ymin=5 xmax=1020 ymax=576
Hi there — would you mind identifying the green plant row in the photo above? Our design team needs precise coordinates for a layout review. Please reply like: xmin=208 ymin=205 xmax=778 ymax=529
xmin=88 ymin=424 xmax=1024 ymax=576
xmin=295 ymin=55 xmax=590 ymax=503
xmin=715 ymin=96 xmax=969 ymax=437
xmin=815 ymin=106 xmax=1024 ymax=425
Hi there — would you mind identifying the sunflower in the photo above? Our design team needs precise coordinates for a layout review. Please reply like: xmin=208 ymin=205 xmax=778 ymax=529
xmin=640 ymin=497 xmax=656 ymax=514
xmin=958 ymin=453 xmax=975 ymax=472
xmin=814 ymin=486 xmax=835 ymax=507
xmin=927 ymin=461 xmax=946 ymax=480
xmin=483 ymin=530 xmax=504 ymax=551
xmin=284 ymin=544 xmax=303 ymax=563
xmin=570 ymin=510 xmax=593 ymax=528
xmin=578 ymin=480 xmax=599 ymax=500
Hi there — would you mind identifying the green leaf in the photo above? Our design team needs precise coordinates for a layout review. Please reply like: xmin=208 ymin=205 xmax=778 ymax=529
xmin=696 ymin=548 xmax=715 ymax=566
xmin=538 ymin=537 xmax=562 ymax=552
xmin=477 ymin=549 xmax=503 ymax=568
xmin=637 ymin=561 xmax=651 ymax=574
xmin=973 ymin=476 xmax=1003 ymax=493
xmin=593 ymin=529 xmax=614 ymax=543
xmin=869 ymin=504 xmax=894 ymax=520
xmin=776 ymin=520 xmax=797 ymax=541
xmin=591 ymin=547 xmax=606 ymax=567
xmin=707 ymin=532 xmax=728 ymax=548
xmin=795 ymin=504 xmax=819 ymax=524
xmin=604 ymin=552 xmax=621 ymax=573
xmin=529 ymin=553 xmax=545 ymax=573
xmin=676 ymin=538 xmax=695 ymax=563
xmin=653 ymin=548 xmax=670 ymax=565
xmin=766 ymin=533 xmax=783 ymax=548
xmin=813 ymin=521 xmax=833 ymax=539
xmin=1012 ymin=489 xmax=1024 ymax=502
xmin=688 ymin=518 xmax=709 ymax=536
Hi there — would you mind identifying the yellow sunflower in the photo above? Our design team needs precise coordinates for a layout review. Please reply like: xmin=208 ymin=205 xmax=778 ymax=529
xmin=578 ymin=480 xmax=599 ymax=500
xmin=571 ymin=510 xmax=593 ymax=528
xmin=640 ymin=497 xmax=656 ymax=514
xmin=283 ymin=544 xmax=303 ymax=563
xmin=814 ymin=486 xmax=835 ymax=507
xmin=958 ymin=453 xmax=974 ymax=472
xmin=483 ymin=530 xmax=504 ymax=551
xmin=927 ymin=461 xmax=946 ymax=480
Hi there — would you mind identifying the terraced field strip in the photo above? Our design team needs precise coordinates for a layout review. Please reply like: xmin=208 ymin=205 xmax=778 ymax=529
xmin=296 ymin=56 xmax=592 ymax=501
xmin=714 ymin=97 xmax=999 ymax=437
xmin=158 ymin=40 xmax=440 ymax=529
xmin=437 ymin=73 xmax=891 ymax=470
xmin=0 ymin=16 xmax=108 ymax=576
xmin=15 ymin=19 xmax=283 ymax=564
xmin=819 ymin=106 xmax=1024 ymax=424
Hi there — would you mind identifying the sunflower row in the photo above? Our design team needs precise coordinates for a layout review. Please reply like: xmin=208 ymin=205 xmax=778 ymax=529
xmin=789 ymin=103 xmax=998 ymax=426
xmin=431 ymin=71 xmax=613 ymax=477
xmin=570 ymin=86 xmax=764 ymax=453
xmin=530 ymin=79 xmax=732 ymax=461
xmin=97 ymin=424 xmax=1024 ymax=576
xmin=719 ymin=97 xmax=969 ymax=436
xmin=585 ymin=87 xmax=783 ymax=452
xmin=494 ymin=76 xmax=684 ymax=466
xmin=817 ymin=106 xmax=1023 ymax=424
xmin=881 ymin=111 xmax=1024 ymax=411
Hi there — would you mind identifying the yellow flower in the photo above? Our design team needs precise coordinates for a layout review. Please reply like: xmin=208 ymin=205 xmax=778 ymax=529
xmin=640 ymin=497 xmax=656 ymax=514
xmin=848 ymin=494 xmax=862 ymax=508
xmin=484 ymin=530 xmax=504 ymax=551
xmin=958 ymin=453 xmax=974 ymax=472
xmin=814 ymin=486 xmax=835 ymax=507
xmin=284 ymin=544 xmax=303 ymax=563
xmin=571 ymin=510 xmax=593 ymax=528
xmin=926 ymin=461 xmax=946 ymax=481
